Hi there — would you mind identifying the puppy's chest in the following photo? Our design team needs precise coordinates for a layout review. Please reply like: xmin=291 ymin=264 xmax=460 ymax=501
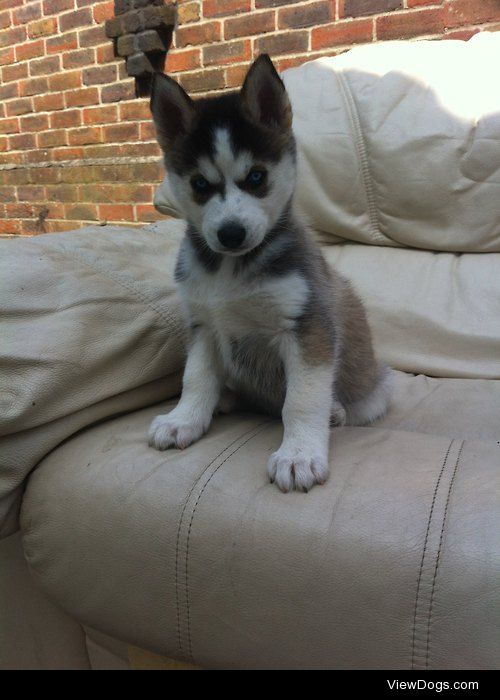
xmin=180 ymin=268 xmax=308 ymax=354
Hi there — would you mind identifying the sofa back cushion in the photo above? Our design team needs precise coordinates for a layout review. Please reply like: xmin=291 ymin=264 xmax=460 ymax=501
xmin=286 ymin=33 xmax=500 ymax=252
xmin=155 ymin=34 xmax=500 ymax=253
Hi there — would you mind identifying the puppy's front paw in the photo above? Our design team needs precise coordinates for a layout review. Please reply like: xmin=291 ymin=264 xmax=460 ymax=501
xmin=148 ymin=413 xmax=205 ymax=451
xmin=267 ymin=446 xmax=329 ymax=493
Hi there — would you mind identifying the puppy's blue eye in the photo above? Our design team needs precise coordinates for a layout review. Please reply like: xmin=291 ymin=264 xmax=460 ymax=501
xmin=192 ymin=176 xmax=209 ymax=192
xmin=246 ymin=169 xmax=266 ymax=187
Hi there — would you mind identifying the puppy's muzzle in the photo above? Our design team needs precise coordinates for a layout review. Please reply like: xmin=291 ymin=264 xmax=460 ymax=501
xmin=217 ymin=222 xmax=246 ymax=250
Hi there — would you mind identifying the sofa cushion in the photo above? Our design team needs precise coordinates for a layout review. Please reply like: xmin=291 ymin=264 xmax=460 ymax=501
xmin=323 ymin=243 xmax=500 ymax=380
xmin=0 ymin=223 xmax=185 ymax=536
xmin=21 ymin=392 xmax=500 ymax=670
xmin=155 ymin=33 xmax=500 ymax=253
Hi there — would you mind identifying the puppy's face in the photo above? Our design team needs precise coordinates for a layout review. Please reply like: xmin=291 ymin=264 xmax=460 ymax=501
xmin=151 ymin=55 xmax=296 ymax=256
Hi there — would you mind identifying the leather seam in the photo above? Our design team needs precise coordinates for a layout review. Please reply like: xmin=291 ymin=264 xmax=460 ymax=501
xmin=174 ymin=420 xmax=271 ymax=661
xmin=411 ymin=440 xmax=453 ymax=669
xmin=335 ymin=70 xmax=387 ymax=245
xmin=425 ymin=440 xmax=465 ymax=669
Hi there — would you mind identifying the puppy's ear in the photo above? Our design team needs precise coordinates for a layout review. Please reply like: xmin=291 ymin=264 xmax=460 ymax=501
xmin=240 ymin=54 xmax=292 ymax=131
xmin=150 ymin=72 xmax=195 ymax=151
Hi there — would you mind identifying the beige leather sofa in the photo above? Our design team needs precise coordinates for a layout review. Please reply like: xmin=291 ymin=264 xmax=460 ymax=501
xmin=1 ymin=36 xmax=499 ymax=670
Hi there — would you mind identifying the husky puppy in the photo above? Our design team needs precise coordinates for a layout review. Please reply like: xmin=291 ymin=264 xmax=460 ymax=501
xmin=148 ymin=55 xmax=391 ymax=492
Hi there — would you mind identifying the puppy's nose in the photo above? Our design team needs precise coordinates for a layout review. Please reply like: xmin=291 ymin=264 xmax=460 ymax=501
xmin=217 ymin=223 xmax=246 ymax=250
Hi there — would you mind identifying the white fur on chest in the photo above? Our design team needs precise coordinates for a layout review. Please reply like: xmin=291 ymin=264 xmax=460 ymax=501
xmin=179 ymin=258 xmax=309 ymax=366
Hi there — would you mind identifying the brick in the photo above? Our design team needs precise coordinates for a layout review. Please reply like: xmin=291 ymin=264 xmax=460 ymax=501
xmin=48 ymin=70 xmax=81 ymax=92
xmin=255 ymin=0 xmax=292 ymax=7
xmin=165 ymin=47 xmax=201 ymax=72
xmin=0 ymin=220 xmax=21 ymax=234
xmin=408 ymin=0 xmax=441 ymax=6
xmin=96 ymin=43 xmax=115 ymax=63
xmin=18 ymin=185 xmax=46 ymax=200
xmin=51 ymin=109 xmax=82 ymax=129
xmin=43 ymin=0 xmax=74 ymax=13
xmin=117 ymin=33 xmax=137 ymax=56
xmin=83 ymin=105 xmax=118 ymax=124
xmin=278 ymin=1 xmax=334 ymax=29
xmin=119 ymin=100 xmax=149 ymax=121
xmin=5 ymin=98 xmax=33 ymax=116
xmin=225 ymin=11 xmax=275 ymax=39
xmin=101 ymin=81 xmax=136 ymax=102
xmin=0 ymin=186 xmax=16 ymax=202
xmin=99 ymin=203 xmax=134 ymax=221
xmin=0 ymin=47 xmax=15 ymax=65
xmin=38 ymin=129 xmax=68 ymax=147
xmin=377 ymin=8 xmax=444 ymax=39
xmin=312 ymin=18 xmax=373 ymax=48
xmin=0 ymin=83 xmax=18 ymax=100
xmin=178 ymin=1 xmax=200 ymax=24
xmin=126 ymin=52 xmax=154 ymax=76
xmin=444 ymin=0 xmax=500 ymax=29
xmin=34 ymin=92 xmax=65 ymax=111
xmin=60 ymin=7 xmax=92 ymax=32
xmin=344 ymin=0 xmax=401 ymax=17
xmin=27 ymin=17 xmax=57 ymax=38
xmin=65 ymin=203 xmax=99 ymax=220
xmin=137 ymin=28 xmax=170 ymax=52
xmin=64 ymin=87 xmax=99 ymax=107
xmin=29 ymin=55 xmax=61 ymax=75
xmin=93 ymin=1 xmax=114 ymax=23
xmin=136 ymin=203 xmax=163 ymax=222
xmin=179 ymin=67 xmax=225 ymax=92
xmin=46 ymin=31 xmax=78 ymax=53
xmin=443 ymin=27 xmax=481 ymax=40
xmin=204 ymin=39 xmax=250 ymax=66
xmin=30 ymin=166 xmax=62 ymax=184
xmin=176 ymin=21 xmax=221 ymax=47
xmin=45 ymin=184 xmax=79 ymax=201
xmin=256 ymin=30 xmax=309 ymax=55
xmin=68 ymin=126 xmax=102 ymax=145
xmin=21 ymin=113 xmax=50 ymax=131
xmin=0 ymin=26 xmax=26 ymax=48
xmin=83 ymin=64 xmax=117 ymax=84
xmin=51 ymin=146 xmax=84 ymax=160
xmin=102 ymin=122 xmax=139 ymax=141
xmin=79 ymin=25 xmax=107 ymax=47
xmin=225 ymin=63 xmax=248 ymax=88
xmin=0 ymin=10 xmax=10 ymax=29
xmin=10 ymin=132 xmax=37 ymax=150
xmin=139 ymin=121 xmax=154 ymax=140
xmin=63 ymin=48 xmax=95 ymax=68
xmin=2 ymin=62 xmax=28 ymax=82
xmin=13 ymin=3 xmax=42 ymax=25
xmin=25 ymin=148 xmax=52 ymax=163
xmin=203 ymin=0 xmax=249 ymax=16
xmin=19 ymin=77 xmax=49 ymax=97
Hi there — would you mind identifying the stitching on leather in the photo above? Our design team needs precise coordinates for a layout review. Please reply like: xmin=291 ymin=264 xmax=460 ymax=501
xmin=53 ymin=247 xmax=181 ymax=331
xmin=182 ymin=421 xmax=271 ymax=664
xmin=425 ymin=440 xmax=465 ymax=669
xmin=335 ymin=70 xmax=387 ymax=245
xmin=174 ymin=420 xmax=270 ymax=660
xmin=411 ymin=440 xmax=453 ymax=669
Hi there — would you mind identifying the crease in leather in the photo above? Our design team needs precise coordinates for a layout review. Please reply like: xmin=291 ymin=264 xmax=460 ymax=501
xmin=411 ymin=440 xmax=465 ymax=670
xmin=53 ymin=247 xmax=180 ymax=332
xmin=174 ymin=420 xmax=271 ymax=664
xmin=335 ymin=70 xmax=388 ymax=246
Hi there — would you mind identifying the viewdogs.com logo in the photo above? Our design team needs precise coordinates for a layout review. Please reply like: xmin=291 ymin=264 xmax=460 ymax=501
xmin=387 ymin=680 xmax=479 ymax=693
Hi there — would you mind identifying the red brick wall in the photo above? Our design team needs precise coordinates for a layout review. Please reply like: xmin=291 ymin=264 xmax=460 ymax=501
xmin=1 ymin=0 xmax=499 ymax=237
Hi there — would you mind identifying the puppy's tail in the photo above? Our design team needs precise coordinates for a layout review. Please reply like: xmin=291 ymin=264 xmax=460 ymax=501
xmin=344 ymin=366 xmax=394 ymax=426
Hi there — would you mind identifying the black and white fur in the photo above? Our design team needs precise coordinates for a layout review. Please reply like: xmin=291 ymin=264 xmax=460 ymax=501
xmin=148 ymin=55 xmax=391 ymax=492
